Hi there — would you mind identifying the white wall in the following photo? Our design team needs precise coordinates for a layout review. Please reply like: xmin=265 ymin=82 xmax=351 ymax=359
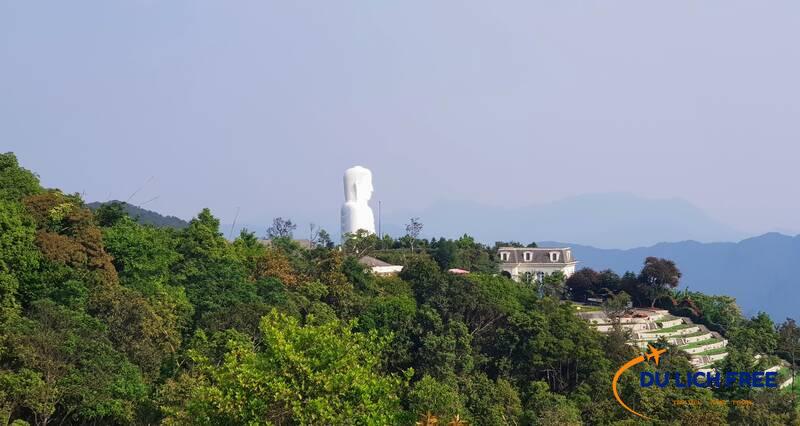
xmin=502 ymin=264 xmax=576 ymax=282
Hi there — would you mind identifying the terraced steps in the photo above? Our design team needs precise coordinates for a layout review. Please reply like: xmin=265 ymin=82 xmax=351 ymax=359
xmin=778 ymin=367 xmax=795 ymax=389
xmin=678 ymin=337 xmax=726 ymax=355
xmin=645 ymin=323 xmax=695 ymax=334
xmin=573 ymin=304 xmax=729 ymax=369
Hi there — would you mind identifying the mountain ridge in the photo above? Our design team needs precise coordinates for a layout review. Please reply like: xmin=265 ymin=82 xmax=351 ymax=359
xmin=87 ymin=201 xmax=189 ymax=229
xmin=384 ymin=193 xmax=746 ymax=248
xmin=541 ymin=232 xmax=800 ymax=321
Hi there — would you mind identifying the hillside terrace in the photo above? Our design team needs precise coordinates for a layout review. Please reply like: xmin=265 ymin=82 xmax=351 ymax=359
xmin=573 ymin=304 xmax=728 ymax=369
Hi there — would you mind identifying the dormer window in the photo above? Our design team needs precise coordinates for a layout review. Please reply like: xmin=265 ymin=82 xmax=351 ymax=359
xmin=500 ymin=251 xmax=510 ymax=262
xmin=523 ymin=251 xmax=533 ymax=262
xmin=549 ymin=252 xmax=560 ymax=262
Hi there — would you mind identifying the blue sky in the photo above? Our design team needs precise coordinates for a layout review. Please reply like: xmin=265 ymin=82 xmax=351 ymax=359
xmin=2 ymin=1 xmax=799 ymax=239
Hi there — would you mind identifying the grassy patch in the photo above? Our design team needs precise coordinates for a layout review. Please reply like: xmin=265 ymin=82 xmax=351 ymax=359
xmin=679 ymin=338 xmax=721 ymax=350
xmin=571 ymin=304 xmax=602 ymax=312
xmin=695 ymin=347 xmax=728 ymax=356
xmin=656 ymin=315 xmax=679 ymax=323
xmin=644 ymin=323 xmax=693 ymax=334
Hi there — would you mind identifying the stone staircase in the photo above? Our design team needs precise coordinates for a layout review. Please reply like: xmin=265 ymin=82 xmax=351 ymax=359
xmin=760 ymin=356 xmax=795 ymax=390
xmin=574 ymin=305 xmax=728 ymax=368
xmin=574 ymin=304 xmax=797 ymax=390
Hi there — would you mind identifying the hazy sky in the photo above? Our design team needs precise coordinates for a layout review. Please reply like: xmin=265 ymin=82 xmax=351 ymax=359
xmin=2 ymin=1 xmax=799 ymax=237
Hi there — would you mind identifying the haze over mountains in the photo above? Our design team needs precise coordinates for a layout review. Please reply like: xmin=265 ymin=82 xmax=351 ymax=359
xmin=543 ymin=233 xmax=800 ymax=322
xmin=383 ymin=193 xmax=748 ymax=248
xmin=206 ymin=193 xmax=746 ymax=247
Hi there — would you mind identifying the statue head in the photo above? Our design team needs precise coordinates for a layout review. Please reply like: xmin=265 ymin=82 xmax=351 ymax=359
xmin=343 ymin=166 xmax=373 ymax=203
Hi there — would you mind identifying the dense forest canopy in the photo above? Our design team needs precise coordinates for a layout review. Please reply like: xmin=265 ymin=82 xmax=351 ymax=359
xmin=0 ymin=152 xmax=798 ymax=425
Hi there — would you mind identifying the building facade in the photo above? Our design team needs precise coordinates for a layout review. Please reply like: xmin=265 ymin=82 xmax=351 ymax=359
xmin=497 ymin=247 xmax=578 ymax=282
xmin=358 ymin=255 xmax=403 ymax=276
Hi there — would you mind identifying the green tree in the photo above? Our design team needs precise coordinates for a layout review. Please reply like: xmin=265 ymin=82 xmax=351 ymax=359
xmin=0 ymin=153 xmax=41 ymax=203
xmin=681 ymin=291 xmax=741 ymax=331
xmin=161 ymin=310 xmax=408 ymax=425
xmin=405 ymin=217 xmax=423 ymax=253
xmin=728 ymin=312 xmax=778 ymax=354
xmin=638 ymin=257 xmax=681 ymax=307
xmin=103 ymin=216 xmax=181 ymax=295
xmin=432 ymin=238 xmax=457 ymax=270
xmin=93 ymin=201 xmax=128 ymax=227
xmin=565 ymin=268 xmax=598 ymax=302
xmin=463 ymin=374 xmax=522 ymax=425
xmin=172 ymin=209 xmax=250 ymax=320
xmin=265 ymin=216 xmax=296 ymax=239
xmin=522 ymin=381 xmax=582 ymax=426
xmin=2 ymin=301 xmax=147 ymax=425
xmin=0 ymin=200 xmax=40 ymax=320
xmin=342 ymin=229 xmax=379 ymax=257
xmin=316 ymin=228 xmax=334 ymax=249
xmin=602 ymin=291 xmax=631 ymax=325
xmin=541 ymin=271 xmax=567 ymax=299
xmin=778 ymin=318 xmax=800 ymax=398
xmin=407 ymin=375 xmax=467 ymax=422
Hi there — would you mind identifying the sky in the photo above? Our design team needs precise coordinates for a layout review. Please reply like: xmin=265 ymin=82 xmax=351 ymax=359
xmin=2 ymin=1 xmax=799 ymax=240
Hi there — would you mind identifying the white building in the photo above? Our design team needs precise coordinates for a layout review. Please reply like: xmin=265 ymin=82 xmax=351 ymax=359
xmin=358 ymin=256 xmax=403 ymax=276
xmin=497 ymin=247 xmax=578 ymax=282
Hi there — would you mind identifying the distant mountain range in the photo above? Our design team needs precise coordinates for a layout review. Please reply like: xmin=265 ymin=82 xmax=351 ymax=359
xmin=541 ymin=233 xmax=800 ymax=321
xmin=87 ymin=201 xmax=189 ymax=229
xmin=384 ymin=193 xmax=746 ymax=248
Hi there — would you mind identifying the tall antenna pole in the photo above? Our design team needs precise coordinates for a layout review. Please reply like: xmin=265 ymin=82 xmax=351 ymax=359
xmin=228 ymin=206 xmax=240 ymax=240
xmin=378 ymin=200 xmax=382 ymax=239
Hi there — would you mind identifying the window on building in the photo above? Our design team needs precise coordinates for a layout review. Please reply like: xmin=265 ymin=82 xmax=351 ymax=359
xmin=523 ymin=271 xmax=532 ymax=283
xmin=500 ymin=252 xmax=510 ymax=261
xmin=523 ymin=251 xmax=533 ymax=262
xmin=537 ymin=271 xmax=546 ymax=282
xmin=550 ymin=252 xmax=560 ymax=262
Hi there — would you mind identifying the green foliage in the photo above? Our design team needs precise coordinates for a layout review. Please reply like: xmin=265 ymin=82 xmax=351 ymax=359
xmin=463 ymin=374 xmax=522 ymax=425
xmin=407 ymin=375 xmax=466 ymax=421
xmin=639 ymin=257 xmax=682 ymax=307
xmin=688 ymin=292 xmax=741 ymax=326
xmin=342 ymin=229 xmax=379 ymax=257
xmin=2 ymin=154 xmax=799 ymax=425
xmin=728 ymin=312 xmax=778 ymax=354
xmin=93 ymin=201 xmax=128 ymax=227
xmin=431 ymin=235 xmax=498 ymax=273
xmin=161 ymin=310 xmax=408 ymax=425
xmin=523 ymin=381 xmax=582 ymax=425
xmin=0 ymin=200 xmax=40 ymax=320
xmin=103 ymin=216 xmax=181 ymax=295
xmin=172 ymin=209 xmax=250 ymax=319
xmin=2 ymin=301 xmax=147 ymax=424
xmin=0 ymin=153 xmax=41 ymax=203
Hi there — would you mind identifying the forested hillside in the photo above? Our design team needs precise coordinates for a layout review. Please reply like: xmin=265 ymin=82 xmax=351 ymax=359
xmin=87 ymin=201 xmax=189 ymax=229
xmin=1 ymin=153 xmax=798 ymax=425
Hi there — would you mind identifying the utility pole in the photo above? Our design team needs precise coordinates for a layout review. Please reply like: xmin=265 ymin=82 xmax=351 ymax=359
xmin=378 ymin=200 xmax=382 ymax=240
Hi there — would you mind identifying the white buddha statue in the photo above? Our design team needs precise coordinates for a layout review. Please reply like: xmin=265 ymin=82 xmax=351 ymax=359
xmin=341 ymin=166 xmax=376 ymax=238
